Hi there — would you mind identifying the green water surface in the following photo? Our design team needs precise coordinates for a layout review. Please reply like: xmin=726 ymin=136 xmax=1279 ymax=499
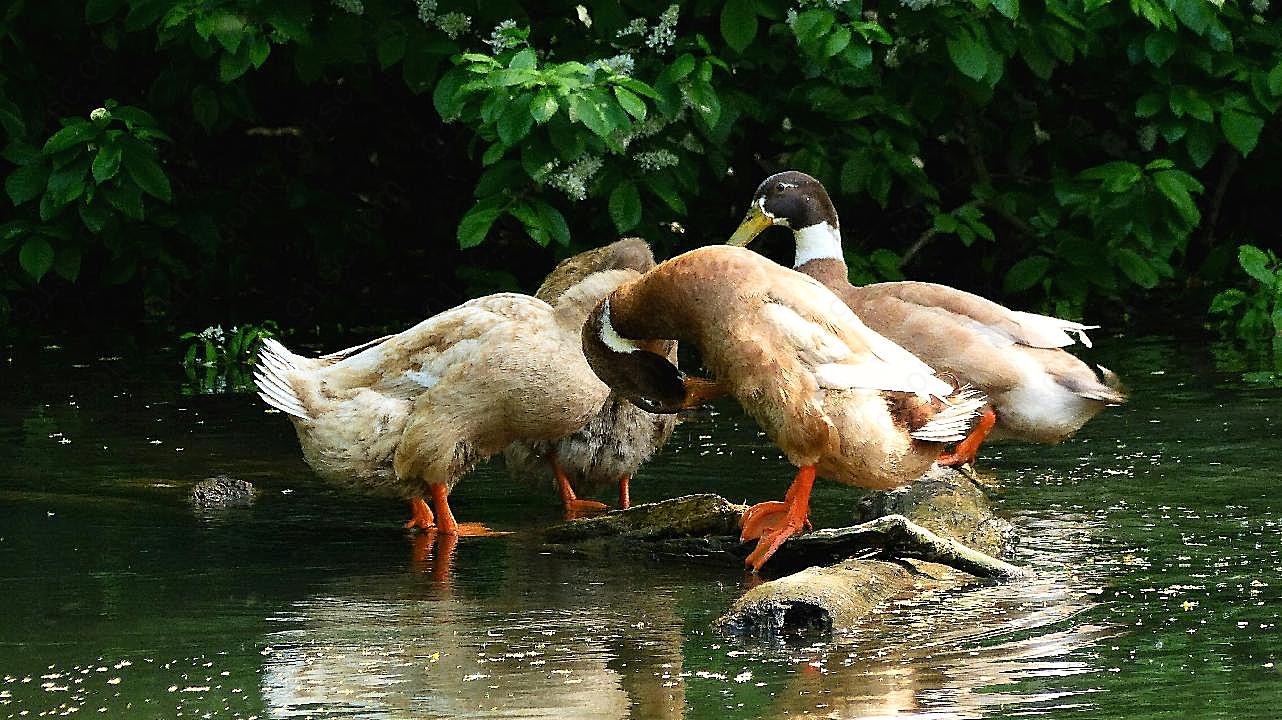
xmin=0 ymin=336 xmax=1278 ymax=718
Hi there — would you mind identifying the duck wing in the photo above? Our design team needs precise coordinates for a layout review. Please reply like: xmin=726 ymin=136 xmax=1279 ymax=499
xmin=760 ymin=276 xmax=955 ymax=399
xmin=859 ymin=282 xmax=1097 ymax=349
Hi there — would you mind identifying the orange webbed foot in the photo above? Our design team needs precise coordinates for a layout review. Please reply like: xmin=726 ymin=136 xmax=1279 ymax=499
xmin=937 ymin=406 xmax=997 ymax=467
xmin=741 ymin=466 xmax=817 ymax=573
xmin=563 ymin=498 xmax=610 ymax=521
xmin=404 ymin=497 xmax=435 ymax=531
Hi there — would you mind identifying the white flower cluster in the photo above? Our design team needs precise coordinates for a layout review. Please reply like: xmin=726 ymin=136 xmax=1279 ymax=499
xmin=1251 ymin=0 xmax=1268 ymax=11
xmin=1137 ymin=124 xmax=1158 ymax=152
xmin=634 ymin=149 xmax=679 ymax=171
xmin=616 ymin=18 xmax=647 ymax=38
xmin=647 ymin=5 xmax=679 ymax=51
xmin=436 ymin=12 xmax=471 ymax=39
xmin=414 ymin=0 xmax=470 ymax=39
xmin=785 ymin=9 xmax=799 ymax=28
xmin=199 ymin=326 xmax=226 ymax=345
xmin=416 ymin=0 xmax=437 ymax=25
xmin=591 ymin=53 xmax=635 ymax=77
xmin=486 ymin=19 xmax=519 ymax=51
xmin=332 ymin=0 xmax=364 ymax=14
xmin=896 ymin=0 xmax=948 ymax=10
xmin=549 ymin=155 xmax=603 ymax=201
xmin=884 ymin=37 xmax=928 ymax=68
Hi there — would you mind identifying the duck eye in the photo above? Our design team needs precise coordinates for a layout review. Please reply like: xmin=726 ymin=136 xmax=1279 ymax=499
xmin=775 ymin=183 xmax=787 ymax=192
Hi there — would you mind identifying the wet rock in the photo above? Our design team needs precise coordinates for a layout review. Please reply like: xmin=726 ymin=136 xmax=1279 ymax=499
xmin=189 ymin=475 xmax=256 ymax=509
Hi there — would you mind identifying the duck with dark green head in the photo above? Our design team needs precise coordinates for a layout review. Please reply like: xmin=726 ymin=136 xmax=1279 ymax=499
xmin=729 ymin=171 xmax=1127 ymax=465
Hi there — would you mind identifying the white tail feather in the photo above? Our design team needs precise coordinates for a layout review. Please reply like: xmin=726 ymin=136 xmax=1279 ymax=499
xmin=1009 ymin=311 xmax=1099 ymax=348
xmin=254 ymin=338 xmax=311 ymax=420
xmin=909 ymin=388 xmax=987 ymax=442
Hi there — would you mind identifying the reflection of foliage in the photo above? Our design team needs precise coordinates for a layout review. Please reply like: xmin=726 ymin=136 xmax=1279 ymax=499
xmin=2 ymin=0 xmax=1282 ymax=326
xmin=180 ymin=321 xmax=277 ymax=394
xmin=1209 ymin=245 xmax=1281 ymax=384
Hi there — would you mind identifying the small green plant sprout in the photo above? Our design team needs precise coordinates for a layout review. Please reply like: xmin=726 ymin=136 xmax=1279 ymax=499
xmin=180 ymin=321 xmax=278 ymax=394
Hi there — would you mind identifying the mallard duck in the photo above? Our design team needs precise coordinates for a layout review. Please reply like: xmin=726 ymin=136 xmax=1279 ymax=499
xmin=254 ymin=268 xmax=640 ymax=535
xmin=502 ymin=238 xmax=678 ymax=516
xmin=729 ymin=171 xmax=1127 ymax=465
xmin=580 ymin=245 xmax=986 ymax=571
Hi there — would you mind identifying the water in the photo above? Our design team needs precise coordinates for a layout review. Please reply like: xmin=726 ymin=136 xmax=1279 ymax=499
xmin=1 ymin=336 xmax=1278 ymax=718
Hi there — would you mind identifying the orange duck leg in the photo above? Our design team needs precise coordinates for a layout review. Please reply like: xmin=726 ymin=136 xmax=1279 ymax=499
xmin=618 ymin=474 xmax=631 ymax=510
xmin=741 ymin=465 xmax=817 ymax=572
xmin=552 ymin=454 xmax=610 ymax=520
xmin=404 ymin=497 xmax=435 ymax=530
xmin=428 ymin=482 xmax=506 ymax=537
xmin=937 ymin=406 xmax=997 ymax=466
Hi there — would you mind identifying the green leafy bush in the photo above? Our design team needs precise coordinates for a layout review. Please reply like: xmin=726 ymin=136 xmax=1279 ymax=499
xmin=1 ymin=0 xmax=1280 ymax=331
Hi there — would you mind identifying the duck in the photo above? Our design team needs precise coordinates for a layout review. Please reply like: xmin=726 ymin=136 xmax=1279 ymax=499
xmin=502 ymin=238 xmax=678 ymax=517
xmin=254 ymin=266 xmax=643 ymax=536
xmin=728 ymin=170 xmax=1127 ymax=465
xmin=580 ymin=245 xmax=986 ymax=571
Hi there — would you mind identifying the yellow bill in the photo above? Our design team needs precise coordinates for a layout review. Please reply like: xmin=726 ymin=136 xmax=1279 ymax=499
xmin=727 ymin=203 xmax=774 ymax=247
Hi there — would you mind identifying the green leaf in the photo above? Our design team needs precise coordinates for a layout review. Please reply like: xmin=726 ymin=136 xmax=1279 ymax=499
xmin=46 ymin=163 xmax=88 ymax=207
xmin=720 ymin=0 xmax=758 ymax=54
xmin=613 ymin=86 xmax=647 ymax=122
xmin=615 ymin=78 xmax=662 ymax=100
xmin=608 ymin=181 xmax=642 ymax=233
xmin=54 ymin=246 xmax=82 ymax=282
xmin=1220 ymin=109 xmax=1264 ymax=156
xmin=1152 ymin=169 xmax=1201 ymax=225
xmin=1116 ymin=249 xmax=1159 ymax=288
xmin=1136 ymin=94 xmax=1164 ymax=119
xmin=1268 ymin=62 xmax=1282 ymax=96
xmin=85 ymin=0 xmax=125 ymax=23
xmin=530 ymin=91 xmax=559 ymax=124
xmin=509 ymin=48 xmax=537 ymax=70
xmin=2 ymin=140 xmax=41 ymax=166
xmin=991 ymin=0 xmax=1019 ymax=19
xmin=1144 ymin=32 xmax=1177 ymax=66
xmin=43 ymin=121 xmax=99 ymax=154
xmin=530 ymin=198 xmax=571 ymax=246
xmin=946 ymin=34 xmax=989 ymax=81
xmin=1209 ymin=288 xmax=1246 ymax=314
xmin=457 ymin=199 xmax=504 ymax=248
xmin=569 ymin=93 xmax=614 ymax=137
xmin=19 ymin=237 xmax=55 ymax=281
xmin=219 ymin=44 xmax=253 ymax=82
xmin=191 ymin=86 xmax=219 ymax=131
xmin=92 ymin=143 xmax=123 ymax=182
xmin=661 ymin=54 xmax=696 ymax=84
xmin=210 ymin=11 xmax=246 ymax=54
xmin=5 ymin=164 xmax=49 ymax=205
xmin=1238 ymin=245 xmax=1274 ymax=285
xmin=124 ymin=154 xmax=172 ymax=202
xmin=79 ymin=200 xmax=111 ymax=234
xmin=1003 ymin=255 xmax=1051 ymax=293
xmin=247 ymin=35 xmax=270 ymax=68
xmin=103 ymin=183 xmax=144 ymax=220
xmin=496 ymin=101 xmax=534 ymax=145
xmin=686 ymin=81 xmax=721 ymax=130
xmin=377 ymin=30 xmax=407 ymax=69
xmin=1185 ymin=122 xmax=1215 ymax=168
xmin=433 ymin=67 xmax=471 ymax=120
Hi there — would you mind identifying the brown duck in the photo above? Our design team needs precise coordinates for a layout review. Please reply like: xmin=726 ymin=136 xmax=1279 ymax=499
xmin=254 ymin=268 xmax=640 ymax=536
xmin=729 ymin=171 xmax=1127 ymax=465
xmin=581 ymin=245 xmax=985 ymax=571
xmin=503 ymin=238 xmax=678 ymax=516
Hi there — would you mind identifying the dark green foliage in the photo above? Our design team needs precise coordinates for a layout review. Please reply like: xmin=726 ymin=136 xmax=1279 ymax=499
xmin=180 ymin=320 xmax=278 ymax=393
xmin=1 ymin=0 xmax=1280 ymax=335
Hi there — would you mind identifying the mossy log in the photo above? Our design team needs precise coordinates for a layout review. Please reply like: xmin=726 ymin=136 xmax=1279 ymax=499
xmin=189 ymin=475 xmax=256 ymax=509
xmin=547 ymin=467 xmax=1028 ymax=636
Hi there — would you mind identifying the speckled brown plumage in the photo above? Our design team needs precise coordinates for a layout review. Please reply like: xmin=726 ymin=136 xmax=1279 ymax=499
xmin=503 ymin=238 xmax=677 ymax=501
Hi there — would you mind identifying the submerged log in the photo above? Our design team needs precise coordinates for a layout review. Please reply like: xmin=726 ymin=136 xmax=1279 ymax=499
xmin=717 ymin=467 xmax=1026 ymax=636
xmin=544 ymin=493 xmax=746 ymax=542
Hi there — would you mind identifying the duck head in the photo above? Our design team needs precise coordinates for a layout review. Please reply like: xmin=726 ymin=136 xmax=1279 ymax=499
xmin=728 ymin=171 xmax=843 ymax=268
xmin=582 ymin=298 xmax=688 ymax=415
